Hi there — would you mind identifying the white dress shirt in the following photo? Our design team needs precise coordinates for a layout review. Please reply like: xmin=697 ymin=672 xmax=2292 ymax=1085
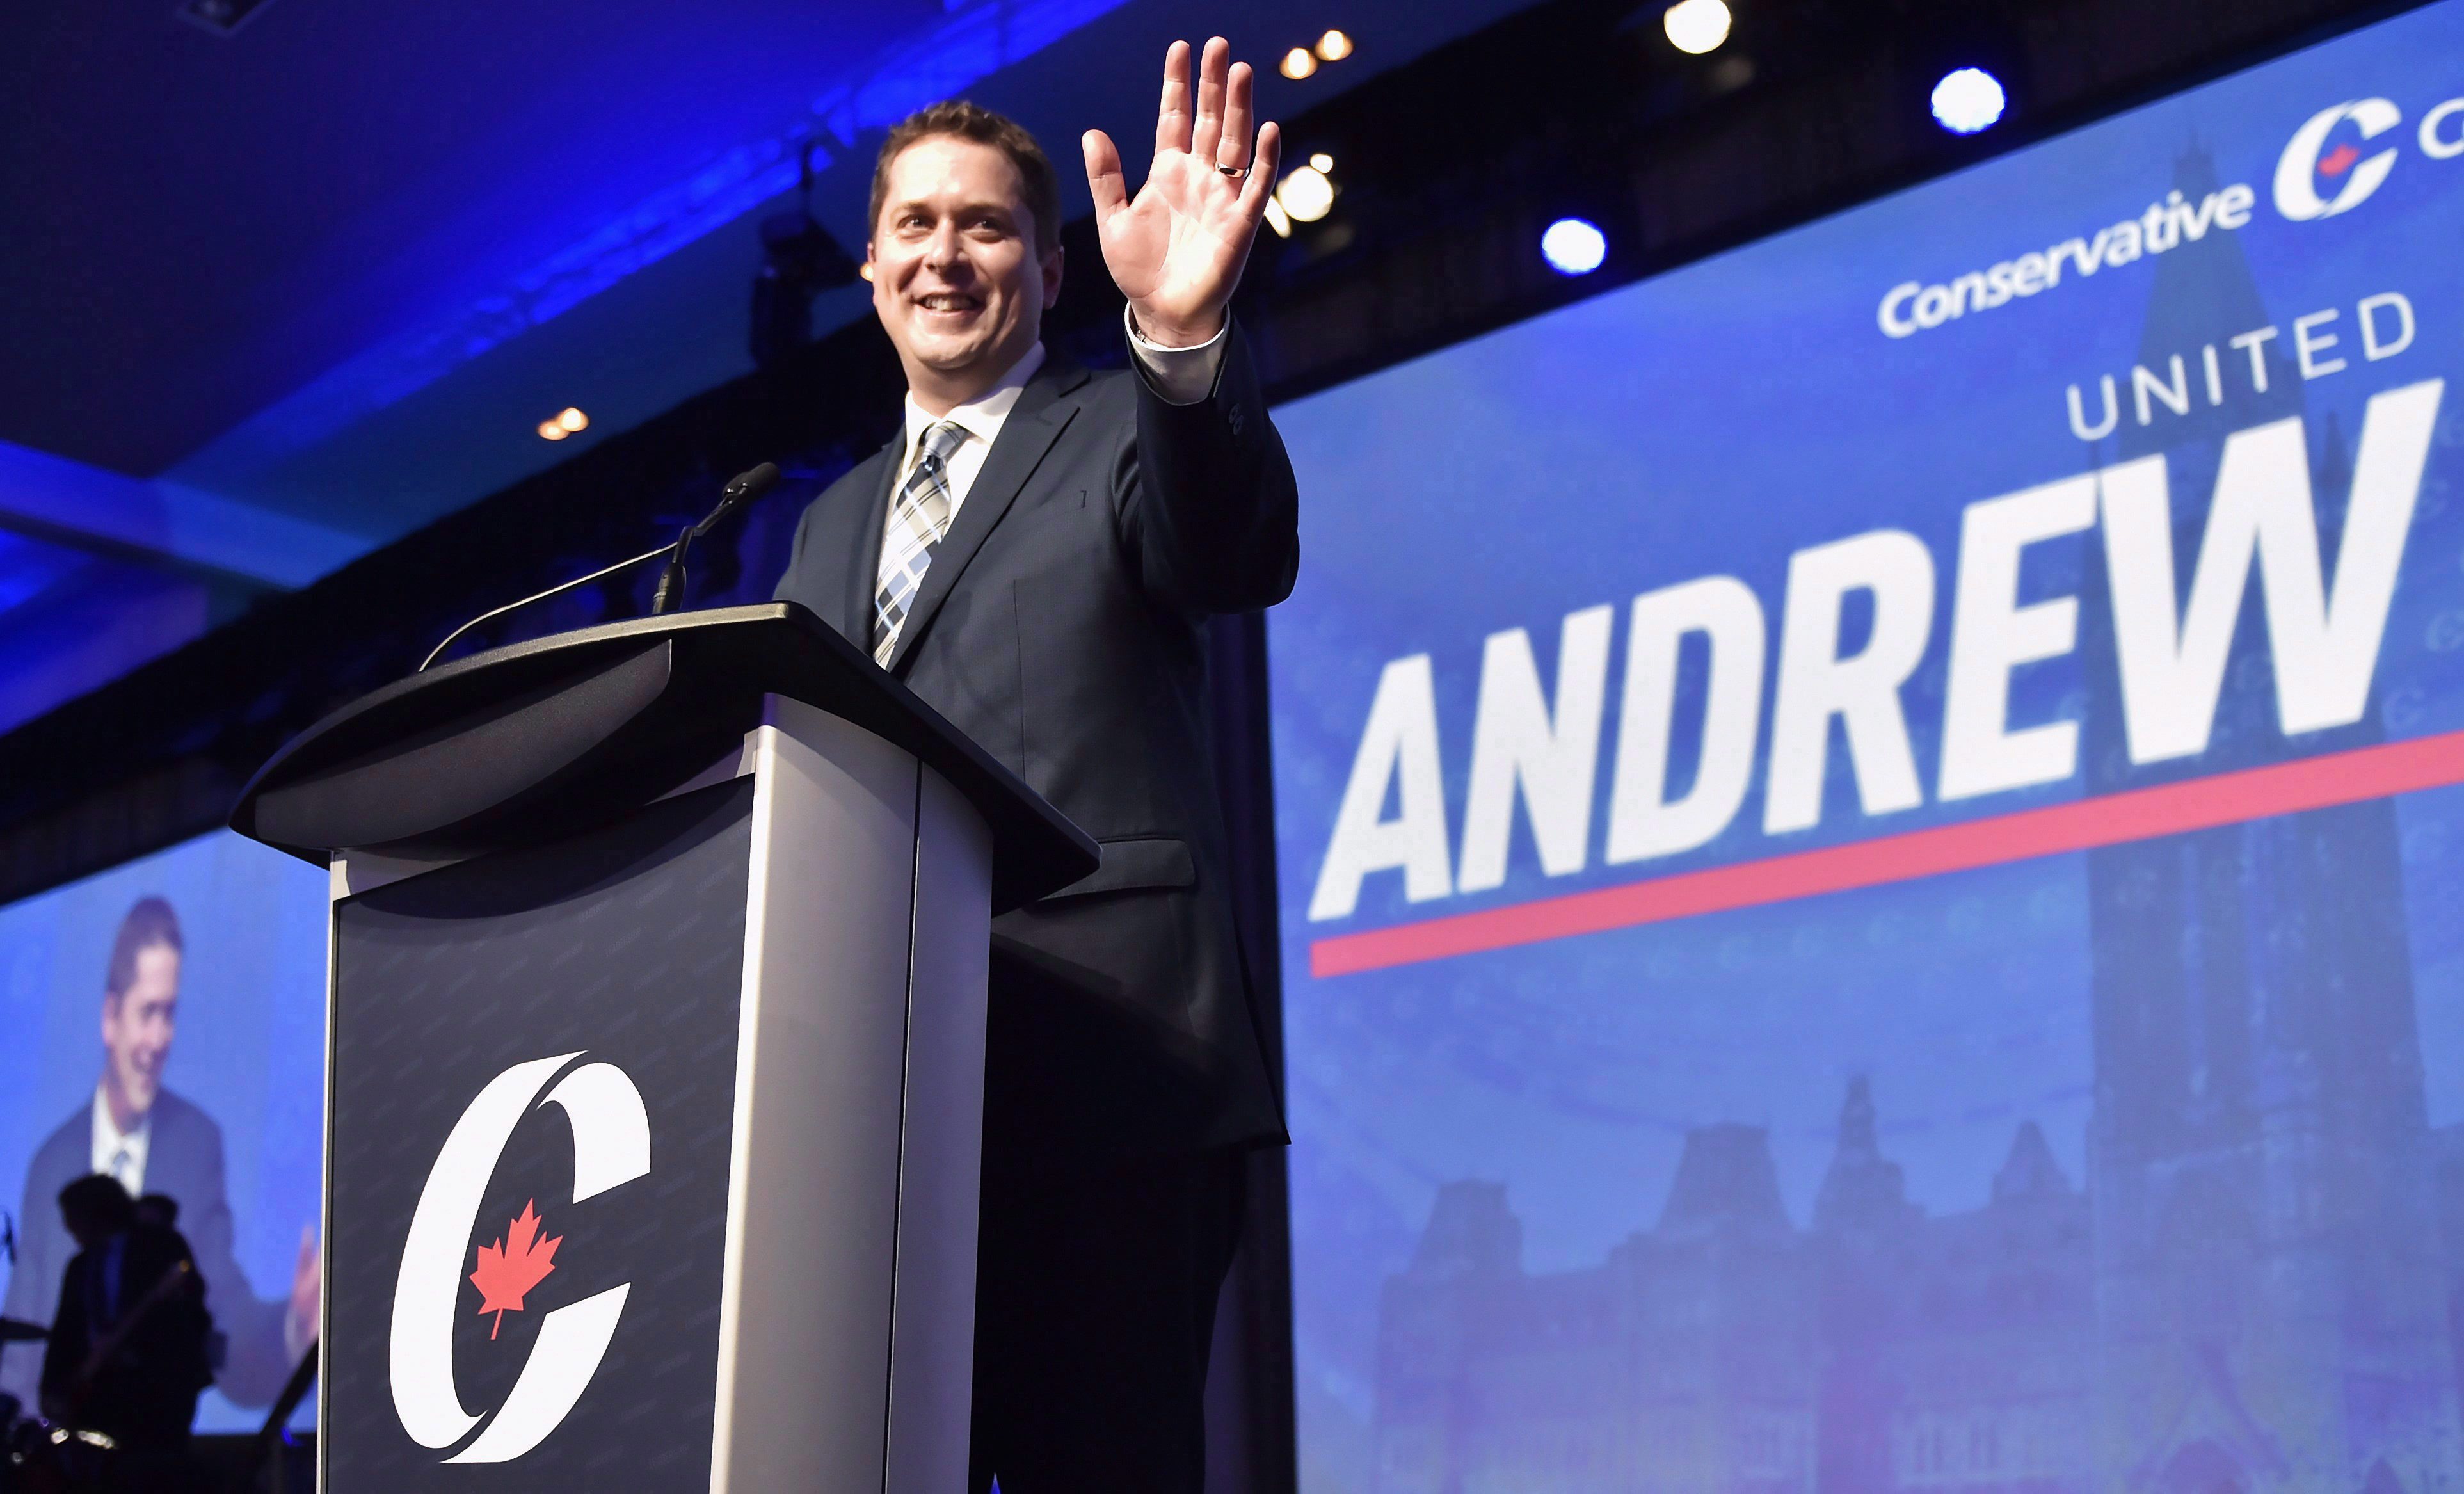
xmin=885 ymin=312 xmax=1230 ymax=526
xmin=90 ymin=1086 xmax=151 ymax=1198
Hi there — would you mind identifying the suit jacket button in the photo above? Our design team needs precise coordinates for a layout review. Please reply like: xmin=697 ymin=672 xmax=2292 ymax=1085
xmin=1228 ymin=408 xmax=1245 ymax=436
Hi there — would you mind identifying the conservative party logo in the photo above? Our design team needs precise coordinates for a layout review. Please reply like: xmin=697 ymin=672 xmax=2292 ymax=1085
xmin=2273 ymin=97 xmax=2403 ymax=220
xmin=1876 ymin=85 xmax=2464 ymax=341
xmin=388 ymin=1053 xmax=652 ymax=1465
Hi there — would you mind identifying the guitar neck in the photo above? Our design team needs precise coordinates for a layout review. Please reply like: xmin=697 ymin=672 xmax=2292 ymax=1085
xmin=70 ymin=1257 xmax=193 ymax=1394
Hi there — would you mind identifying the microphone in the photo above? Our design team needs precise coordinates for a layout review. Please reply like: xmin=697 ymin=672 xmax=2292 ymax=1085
xmin=652 ymin=462 xmax=779 ymax=616
xmin=418 ymin=462 xmax=783 ymax=672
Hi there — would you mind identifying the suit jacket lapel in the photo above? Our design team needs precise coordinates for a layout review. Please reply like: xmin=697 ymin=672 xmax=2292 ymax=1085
xmin=839 ymin=438 xmax=904 ymax=646
xmin=885 ymin=358 xmax=1089 ymax=674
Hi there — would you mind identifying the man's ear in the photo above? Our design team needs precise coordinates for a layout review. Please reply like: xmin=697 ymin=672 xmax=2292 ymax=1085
xmin=1042 ymin=245 xmax=1064 ymax=309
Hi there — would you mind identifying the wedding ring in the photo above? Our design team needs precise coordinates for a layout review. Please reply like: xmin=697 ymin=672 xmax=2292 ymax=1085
xmin=1217 ymin=163 xmax=1249 ymax=179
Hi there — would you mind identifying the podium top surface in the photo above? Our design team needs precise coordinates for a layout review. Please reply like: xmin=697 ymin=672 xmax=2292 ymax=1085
xmin=228 ymin=603 xmax=1098 ymax=911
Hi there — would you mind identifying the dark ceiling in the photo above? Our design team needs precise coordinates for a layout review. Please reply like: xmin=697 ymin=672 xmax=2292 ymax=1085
xmin=0 ymin=0 xmax=940 ymax=476
xmin=0 ymin=0 xmax=1540 ymax=549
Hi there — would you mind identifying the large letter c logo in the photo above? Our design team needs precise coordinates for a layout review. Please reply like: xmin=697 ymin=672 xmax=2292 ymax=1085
xmin=2274 ymin=98 xmax=2402 ymax=221
xmin=389 ymin=1053 xmax=651 ymax=1464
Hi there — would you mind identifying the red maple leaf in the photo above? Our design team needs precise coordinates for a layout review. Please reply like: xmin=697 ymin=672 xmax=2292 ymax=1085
xmin=2319 ymin=141 xmax=2362 ymax=177
xmin=469 ymin=1200 xmax=561 ymax=1340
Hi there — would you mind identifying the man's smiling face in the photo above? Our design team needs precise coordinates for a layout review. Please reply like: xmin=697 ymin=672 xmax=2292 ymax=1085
xmin=102 ymin=945 xmax=178 ymax=1125
xmin=868 ymin=134 xmax=1062 ymax=411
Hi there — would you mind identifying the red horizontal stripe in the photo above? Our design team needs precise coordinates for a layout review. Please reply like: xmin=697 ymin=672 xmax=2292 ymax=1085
xmin=1308 ymin=728 xmax=2464 ymax=978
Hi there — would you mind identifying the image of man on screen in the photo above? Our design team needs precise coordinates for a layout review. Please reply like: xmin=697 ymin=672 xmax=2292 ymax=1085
xmin=0 ymin=896 xmax=317 ymax=1414
xmin=769 ymin=42 xmax=1293 ymax=1490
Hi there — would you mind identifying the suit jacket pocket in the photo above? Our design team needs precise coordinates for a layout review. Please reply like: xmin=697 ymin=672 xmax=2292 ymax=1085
xmin=1040 ymin=835 xmax=1196 ymax=901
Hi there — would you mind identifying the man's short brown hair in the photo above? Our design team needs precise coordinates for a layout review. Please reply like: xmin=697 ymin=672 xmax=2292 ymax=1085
xmin=868 ymin=100 xmax=1063 ymax=257
xmin=105 ymin=896 xmax=182 ymax=1003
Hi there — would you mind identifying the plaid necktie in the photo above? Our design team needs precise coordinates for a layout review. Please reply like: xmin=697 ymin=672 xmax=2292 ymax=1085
xmin=873 ymin=419 xmax=970 ymax=665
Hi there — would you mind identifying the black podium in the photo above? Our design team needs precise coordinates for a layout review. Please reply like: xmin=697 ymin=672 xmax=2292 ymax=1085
xmin=230 ymin=603 xmax=1095 ymax=1493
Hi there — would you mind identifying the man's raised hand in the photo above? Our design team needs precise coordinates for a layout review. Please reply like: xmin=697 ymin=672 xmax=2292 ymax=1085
xmin=1083 ymin=37 xmax=1283 ymax=348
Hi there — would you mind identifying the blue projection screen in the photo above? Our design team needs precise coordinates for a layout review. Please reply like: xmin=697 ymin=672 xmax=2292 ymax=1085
xmin=0 ymin=831 xmax=328 ymax=1433
xmin=1267 ymin=5 xmax=2464 ymax=1491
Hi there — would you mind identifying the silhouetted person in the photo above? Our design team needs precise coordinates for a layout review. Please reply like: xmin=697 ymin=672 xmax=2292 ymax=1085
xmin=40 ymin=1175 xmax=214 ymax=1490
xmin=131 ymin=1196 xmax=178 ymax=1233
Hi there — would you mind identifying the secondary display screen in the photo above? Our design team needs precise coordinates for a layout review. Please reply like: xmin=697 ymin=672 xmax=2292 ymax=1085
xmin=0 ymin=831 xmax=328 ymax=1433
xmin=1267 ymin=4 xmax=2464 ymax=1490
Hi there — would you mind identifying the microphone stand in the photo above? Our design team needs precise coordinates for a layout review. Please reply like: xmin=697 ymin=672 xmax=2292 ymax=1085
xmin=417 ymin=544 xmax=676 ymax=672
xmin=649 ymin=522 xmax=697 ymax=616
xmin=417 ymin=462 xmax=781 ymax=673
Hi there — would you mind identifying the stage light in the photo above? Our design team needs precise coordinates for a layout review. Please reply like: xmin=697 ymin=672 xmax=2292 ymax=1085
xmin=178 ymin=0 xmax=280 ymax=35
xmin=1309 ymin=152 xmax=1334 ymax=173
xmin=1281 ymin=47 xmax=1318 ymax=79
xmin=1931 ymin=67 xmax=2006 ymax=134
xmin=537 ymin=419 xmax=570 ymax=442
xmin=556 ymin=407 xmax=589 ymax=433
xmin=1315 ymin=29 xmax=1354 ymax=61
xmin=1541 ymin=218 xmax=1607 ymax=276
xmin=1662 ymin=0 xmax=1731 ymax=55
xmin=1277 ymin=165 xmax=1334 ymax=223
xmin=1264 ymin=197 xmax=1293 ymax=237
xmin=751 ymin=202 xmax=861 ymax=369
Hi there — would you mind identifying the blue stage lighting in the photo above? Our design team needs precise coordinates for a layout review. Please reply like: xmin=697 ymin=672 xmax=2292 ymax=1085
xmin=1931 ymin=67 xmax=2007 ymax=134
xmin=1542 ymin=218 xmax=1608 ymax=276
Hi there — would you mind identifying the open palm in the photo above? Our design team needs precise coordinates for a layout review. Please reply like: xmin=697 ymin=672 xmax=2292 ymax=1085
xmin=1084 ymin=38 xmax=1283 ymax=348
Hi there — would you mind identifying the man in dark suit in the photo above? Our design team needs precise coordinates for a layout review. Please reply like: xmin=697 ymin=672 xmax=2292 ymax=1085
xmin=770 ymin=40 xmax=1293 ymax=1492
xmin=40 ymin=1174 xmax=214 ymax=1467
xmin=1 ymin=897 xmax=317 ymax=1418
